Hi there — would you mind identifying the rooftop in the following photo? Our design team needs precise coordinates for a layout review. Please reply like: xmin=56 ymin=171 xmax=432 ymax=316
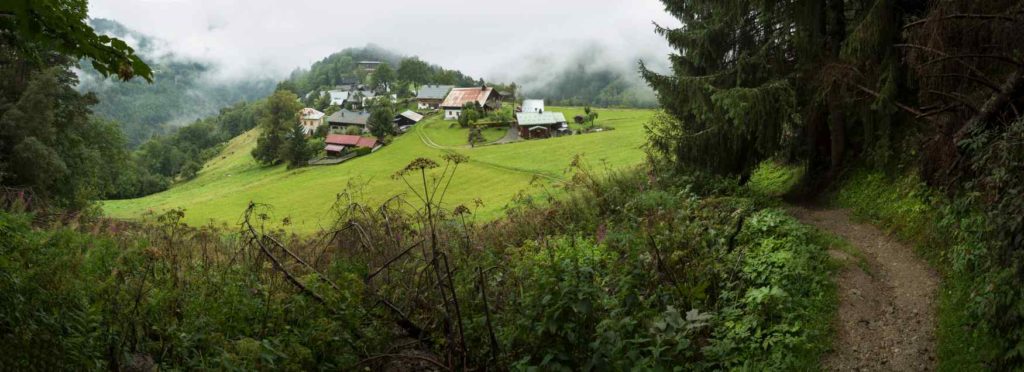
xmin=516 ymin=112 xmax=567 ymax=126
xmin=325 ymin=134 xmax=378 ymax=148
xmin=397 ymin=110 xmax=424 ymax=123
xmin=300 ymin=108 xmax=325 ymax=120
xmin=417 ymin=85 xmax=454 ymax=100
xmin=327 ymin=109 xmax=371 ymax=126
xmin=440 ymin=86 xmax=495 ymax=108
xmin=522 ymin=99 xmax=545 ymax=113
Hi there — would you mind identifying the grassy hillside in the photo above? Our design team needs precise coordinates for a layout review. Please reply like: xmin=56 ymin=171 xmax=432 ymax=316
xmin=102 ymin=107 xmax=655 ymax=233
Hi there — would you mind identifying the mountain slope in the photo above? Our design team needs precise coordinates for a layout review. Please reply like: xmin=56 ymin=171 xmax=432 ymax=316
xmin=77 ymin=19 xmax=276 ymax=147
xmin=102 ymin=107 xmax=655 ymax=233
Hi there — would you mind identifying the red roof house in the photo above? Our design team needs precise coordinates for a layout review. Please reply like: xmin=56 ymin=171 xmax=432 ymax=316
xmin=324 ymin=134 xmax=378 ymax=156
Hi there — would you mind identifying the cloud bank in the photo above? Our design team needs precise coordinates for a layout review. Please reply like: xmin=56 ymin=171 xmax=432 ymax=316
xmin=87 ymin=0 xmax=679 ymax=83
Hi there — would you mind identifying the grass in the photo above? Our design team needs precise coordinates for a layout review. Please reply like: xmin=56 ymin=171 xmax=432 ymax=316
xmin=418 ymin=114 xmax=509 ymax=147
xmin=102 ymin=106 xmax=656 ymax=234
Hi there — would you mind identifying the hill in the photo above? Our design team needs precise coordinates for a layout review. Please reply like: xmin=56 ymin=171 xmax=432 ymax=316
xmin=102 ymin=107 xmax=655 ymax=233
xmin=76 ymin=19 xmax=276 ymax=147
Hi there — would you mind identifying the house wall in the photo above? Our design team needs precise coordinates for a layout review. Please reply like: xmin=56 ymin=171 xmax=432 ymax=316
xmin=301 ymin=118 xmax=323 ymax=135
xmin=444 ymin=109 xmax=461 ymax=120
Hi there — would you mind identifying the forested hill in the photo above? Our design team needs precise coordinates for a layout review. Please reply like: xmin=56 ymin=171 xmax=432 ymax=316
xmin=280 ymin=44 xmax=483 ymax=99
xmin=76 ymin=19 xmax=276 ymax=147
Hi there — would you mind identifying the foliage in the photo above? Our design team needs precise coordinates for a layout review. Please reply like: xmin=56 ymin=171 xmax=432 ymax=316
xmin=286 ymin=45 xmax=478 ymax=99
xmin=467 ymin=125 xmax=486 ymax=147
xmin=0 ymin=67 xmax=141 ymax=208
xmin=0 ymin=208 xmax=370 ymax=370
xmin=281 ymin=123 xmax=312 ymax=169
xmin=370 ymin=62 xmax=395 ymax=92
xmin=457 ymin=102 xmax=483 ymax=128
xmin=367 ymin=97 xmax=396 ymax=139
xmin=252 ymin=90 xmax=302 ymax=166
xmin=0 ymin=0 xmax=152 ymax=82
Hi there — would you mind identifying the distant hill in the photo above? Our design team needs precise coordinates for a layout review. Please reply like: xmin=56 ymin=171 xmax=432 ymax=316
xmin=509 ymin=46 xmax=660 ymax=108
xmin=283 ymin=44 xmax=483 ymax=99
xmin=76 ymin=19 xmax=276 ymax=147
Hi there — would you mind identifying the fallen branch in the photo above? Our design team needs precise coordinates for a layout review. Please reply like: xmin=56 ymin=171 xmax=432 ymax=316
xmin=367 ymin=239 xmax=425 ymax=281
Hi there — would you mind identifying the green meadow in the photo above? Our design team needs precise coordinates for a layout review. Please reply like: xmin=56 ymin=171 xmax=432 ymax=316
xmin=102 ymin=107 xmax=656 ymax=233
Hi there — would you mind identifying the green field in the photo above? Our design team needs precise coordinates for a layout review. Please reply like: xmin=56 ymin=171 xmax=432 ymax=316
xmin=102 ymin=107 xmax=655 ymax=233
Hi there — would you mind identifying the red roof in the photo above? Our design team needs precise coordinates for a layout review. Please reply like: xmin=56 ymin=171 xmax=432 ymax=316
xmin=440 ymin=87 xmax=494 ymax=108
xmin=325 ymin=134 xmax=378 ymax=148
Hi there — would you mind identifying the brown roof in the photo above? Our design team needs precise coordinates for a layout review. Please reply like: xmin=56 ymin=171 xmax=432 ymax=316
xmin=325 ymin=134 xmax=378 ymax=148
xmin=440 ymin=87 xmax=495 ymax=108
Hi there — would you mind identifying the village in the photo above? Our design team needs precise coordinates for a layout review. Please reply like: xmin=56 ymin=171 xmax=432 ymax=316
xmin=294 ymin=60 xmax=604 ymax=165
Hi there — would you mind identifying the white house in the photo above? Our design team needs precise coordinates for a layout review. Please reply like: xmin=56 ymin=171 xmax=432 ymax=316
xmin=416 ymin=85 xmax=454 ymax=110
xmin=299 ymin=108 xmax=326 ymax=135
xmin=439 ymin=86 xmax=501 ymax=120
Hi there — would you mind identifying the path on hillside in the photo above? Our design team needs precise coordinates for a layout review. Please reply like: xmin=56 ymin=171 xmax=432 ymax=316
xmin=412 ymin=124 xmax=561 ymax=181
xmin=788 ymin=207 xmax=939 ymax=371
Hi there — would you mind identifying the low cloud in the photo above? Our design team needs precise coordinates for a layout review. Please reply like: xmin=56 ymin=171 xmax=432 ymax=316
xmin=87 ymin=0 xmax=679 ymax=83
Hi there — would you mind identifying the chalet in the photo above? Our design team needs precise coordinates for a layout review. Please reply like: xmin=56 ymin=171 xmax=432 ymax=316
xmin=516 ymin=112 xmax=568 ymax=139
xmin=357 ymin=61 xmax=382 ymax=72
xmin=299 ymin=108 xmax=326 ymax=135
xmin=326 ymin=109 xmax=371 ymax=132
xmin=440 ymin=86 xmax=502 ymax=120
xmin=327 ymin=90 xmax=350 ymax=106
xmin=522 ymin=99 xmax=545 ymax=113
xmin=324 ymin=134 xmax=379 ymax=157
xmin=394 ymin=110 xmax=424 ymax=127
xmin=416 ymin=85 xmax=454 ymax=110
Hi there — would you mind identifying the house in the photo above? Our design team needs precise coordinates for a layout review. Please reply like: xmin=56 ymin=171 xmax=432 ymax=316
xmin=416 ymin=85 xmax=454 ymax=110
xmin=324 ymin=134 xmax=379 ymax=157
xmin=357 ymin=61 xmax=382 ymax=72
xmin=440 ymin=86 xmax=502 ymax=120
xmin=326 ymin=109 xmax=371 ymax=132
xmin=394 ymin=110 xmax=424 ymax=127
xmin=299 ymin=108 xmax=326 ymax=135
xmin=349 ymin=90 xmax=398 ymax=109
xmin=516 ymin=112 xmax=568 ymax=139
xmin=327 ymin=90 xmax=350 ymax=106
xmin=522 ymin=99 xmax=545 ymax=113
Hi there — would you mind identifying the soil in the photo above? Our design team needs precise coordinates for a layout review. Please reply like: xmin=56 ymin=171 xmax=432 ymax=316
xmin=788 ymin=206 xmax=939 ymax=371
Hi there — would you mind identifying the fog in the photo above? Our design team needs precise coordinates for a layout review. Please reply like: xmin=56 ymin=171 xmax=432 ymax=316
xmin=87 ymin=0 xmax=679 ymax=83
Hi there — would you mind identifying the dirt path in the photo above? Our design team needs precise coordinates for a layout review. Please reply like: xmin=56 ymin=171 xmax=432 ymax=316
xmin=788 ymin=207 xmax=939 ymax=371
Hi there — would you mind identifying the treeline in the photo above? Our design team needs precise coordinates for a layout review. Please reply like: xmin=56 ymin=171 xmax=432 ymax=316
xmin=643 ymin=0 xmax=1024 ymax=368
xmin=280 ymin=45 xmax=485 ymax=99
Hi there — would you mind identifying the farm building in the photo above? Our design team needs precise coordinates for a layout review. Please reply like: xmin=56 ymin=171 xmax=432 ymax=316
xmin=394 ymin=110 xmax=424 ymax=127
xmin=326 ymin=109 xmax=371 ymax=132
xmin=516 ymin=112 xmax=568 ymax=139
xmin=299 ymin=108 xmax=326 ymax=135
xmin=324 ymin=134 xmax=379 ymax=157
xmin=416 ymin=85 xmax=454 ymax=109
xmin=522 ymin=99 xmax=545 ymax=113
xmin=440 ymin=86 xmax=502 ymax=120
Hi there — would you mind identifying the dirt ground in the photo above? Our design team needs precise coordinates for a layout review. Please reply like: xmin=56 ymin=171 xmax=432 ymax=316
xmin=788 ymin=207 xmax=939 ymax=371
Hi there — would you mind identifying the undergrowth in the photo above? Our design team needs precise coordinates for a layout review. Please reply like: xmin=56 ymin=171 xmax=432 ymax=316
xmin=0 ymin=157 xmax=836 ymax=370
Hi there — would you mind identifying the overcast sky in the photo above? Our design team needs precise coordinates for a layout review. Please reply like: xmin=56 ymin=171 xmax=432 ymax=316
xmin=87 ymin=0 xmax=679 ymax=82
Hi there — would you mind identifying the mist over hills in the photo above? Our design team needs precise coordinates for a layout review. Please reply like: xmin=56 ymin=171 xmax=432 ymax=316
xmin=76 ymin=19 xmax=276 ymax=147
